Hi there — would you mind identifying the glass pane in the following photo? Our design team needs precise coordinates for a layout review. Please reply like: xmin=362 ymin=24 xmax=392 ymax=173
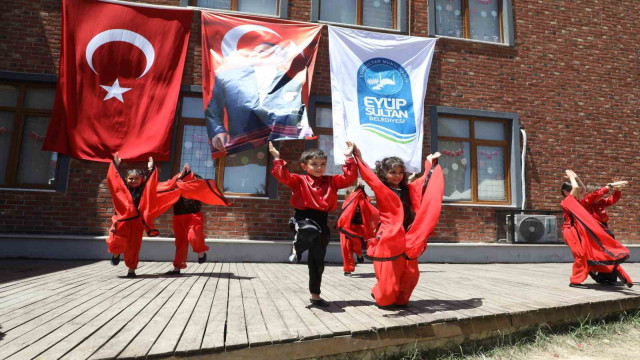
xmin=0 ymin=85 xmax=19 ymax=107
xmin=238 ymin=0 xmax=277 ymax=15
xmin=0 ymin=111 xmax=15 ymax=185
xmin=320 ymin=0 xmax=356 ymax=24
xmin=24 ymin=87 xmax=56 ymax=110
xmin=318 ymin=134 xmax=342 ymax=175
xmin=435 ymin=0 xmax=463 ymax=38
xmin=438 ymin=117 xmax=469 ymax=138
xmin=196 ymin=0 xmax=231 ymax=9
xmin=469 ymin=0 xmax=501 ymax=43
xmin=181 ymin=97 xmax=205 ymax=119
xmin=16 ymin=116 xmax=57 ymax=185
xmin=477 ymin=146 xmax=506 ymax=201
xmin=316 ymin=106 xmax=332 ymax=128
xmin=474 ymin=120 xmax=505 ymax=141
xmin=438 ymin=140 xmax=471 ymax=201
xmin=363 ymin=0 xmax=394 ymax=29
xmin=179 ymin=125 xmax=216 ymax=180
xmin=223 ymin=145 xmax=267 ymax=194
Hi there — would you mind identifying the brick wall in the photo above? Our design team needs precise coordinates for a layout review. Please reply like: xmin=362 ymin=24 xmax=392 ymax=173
xmin=1 ymin=0 xmax=638 ymax=243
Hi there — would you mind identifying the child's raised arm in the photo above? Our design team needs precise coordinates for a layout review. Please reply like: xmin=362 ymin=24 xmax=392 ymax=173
xmin=331 ymin=142 xmax=358 ymax=189
xmin=565 ymin=170 xmax=582 ymax=197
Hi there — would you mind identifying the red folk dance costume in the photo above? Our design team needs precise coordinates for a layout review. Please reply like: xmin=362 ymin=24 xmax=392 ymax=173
xmin=561 ymin=195 xmax=632 ymax=286
xmin=336 ymin=186 xmax=379 ymax=273
xmin=352 ymin=155 xmax=444 ymax=306
xmin=106 ymin=161 xmax=160 ymax=270
xmin=157 ymin=171 xmax=231 ymax=269
xmin=272 ymin=157 xmax=358 ymax=295
xmin=581 ymin=186 xmax=621 ymax=232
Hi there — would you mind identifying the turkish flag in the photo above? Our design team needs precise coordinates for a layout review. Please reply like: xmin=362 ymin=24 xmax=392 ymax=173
xmin=43 ymin=0 xmax=193 ymax=162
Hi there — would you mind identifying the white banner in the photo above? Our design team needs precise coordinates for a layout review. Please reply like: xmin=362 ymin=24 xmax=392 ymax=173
xmin=329 ymin=26 xmax=436 ymax=173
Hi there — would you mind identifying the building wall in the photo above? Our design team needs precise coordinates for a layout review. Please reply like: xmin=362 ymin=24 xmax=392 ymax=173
xmin=1 ymin=0 xmax=638 ymax=242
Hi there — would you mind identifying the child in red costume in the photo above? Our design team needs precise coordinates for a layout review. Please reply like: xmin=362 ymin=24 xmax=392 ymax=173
xmin=352 ymin=144 xmax=443 ymax=307
xmin=165 ymin=164 xmax=209 ymax=275
xmin=581 ymin=179 xmax=625 ymax=235
xmin=106 ymin=153 xmax=159 ymax=278
xmin=337 ymin=185 xmax=375 ymax=275
xmin=561 ymin=170 xmax=632 ymax=287
xmin=269 ymin=141 xmax=357 ymax=307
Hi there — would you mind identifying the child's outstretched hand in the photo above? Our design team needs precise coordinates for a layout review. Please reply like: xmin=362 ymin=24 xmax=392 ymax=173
xmin=148 ymin=157 xmax=154 ymax=171
xmin=344 ymin=141 xmax=355 ymax=157
xmin=183 ymin=163 xmax=190 ymax=173
xmin=114 ymin=152 xmax=121 ymax=166
xmin=350 ymin=142 xmax=362 ymax=159
xmin=427 ymin=152 xmax=441 ymax=164
xmin=268 ymin=141 xmax=280 ymax=160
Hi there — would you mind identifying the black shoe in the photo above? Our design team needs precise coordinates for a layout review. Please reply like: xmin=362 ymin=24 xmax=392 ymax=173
xmin=617 ymin=272 xmax=634 ymax=288
xmin=309 ymin=298 xmax=330 ymax=307
xmin=371 ymin=293 xmax=376 ymax=300
xmin=198 ymin=253 xmax=207 ymax=264
xmin=569 ymin=283 xmax=581 ymax=288
xmin=111 ymin=255 xmax=120 ymax=266
xmin=165 ymin=269 xmax=180 ymax=275
xmin=344 ymin=272 xmax=352 ymax=276
xmin=126 ymin=271 xmax=136 ymax=278
xmin=357 ymin=256 xmax=364 ymax=263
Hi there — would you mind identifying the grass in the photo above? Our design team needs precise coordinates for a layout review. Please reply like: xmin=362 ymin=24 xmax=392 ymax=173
xmin=368 ymin=310 xmax=640 ymax=360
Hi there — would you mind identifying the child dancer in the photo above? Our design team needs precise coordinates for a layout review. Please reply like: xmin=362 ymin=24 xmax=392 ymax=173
xmin=336 ymin=185 xmax=377 ymax=276
xmin=269 ymin=141 xmax=357 ymax=307
xmin=561 ymin=170 xmax=632 ymax=287
xmin=165 ymin=164 xmax=209 ymax=275
xmin=352 ymin=144 xmax=443 ymax=307
xmin=107 ymin=152 xmax=159 ymax=278
xmin=581 ymin=178 xmax=626 ymax=237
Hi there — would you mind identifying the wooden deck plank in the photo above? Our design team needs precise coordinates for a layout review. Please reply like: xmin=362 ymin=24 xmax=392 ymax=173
xmin=235 ymin=262 xmax=274 ymax=347
xmin=89 ymin=264 xmax=199 ymax=360
xmin=147 ymin=263 xmax=216 ymax=358
xmin=242 ymin=263 xmax=297 ymax=343
xmin=116 ymin=263 xmax=205 ymax=359
xmin=223 ymin=262 xmax=249 ymax=350
xmin=200 ymin=262 xmax=230 ymax=353
xmin=173 ymin=262 xmax=224 ymax=356
xmin=1 ymin=262 xmax=167 ymax=360
xmin=246 ymin=263 xmax=318 ymax=341
xmin=59 ymin=272 xmax=181 ymax=360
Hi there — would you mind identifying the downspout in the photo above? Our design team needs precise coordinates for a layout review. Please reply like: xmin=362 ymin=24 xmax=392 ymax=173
xmin=520 ymin=127 xmax=527 ymax=211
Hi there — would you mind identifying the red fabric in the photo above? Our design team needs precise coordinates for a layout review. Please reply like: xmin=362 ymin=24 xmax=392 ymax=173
xmin=336 ymin=186 xmax=379 ymax=242
xmin=356 ymin=154 xmax=443 ymax=306
xmin=272 ymin=158 xmax=357 ymax=212
xmin=43 ymin=0 xmax=193 ymax=161
xmin=106 ymin=161 xmax=159 ymax=269
xmin=561 ymin=195 xmax=631 ymax=284
xmin=340 ymin=229 xmax=364 ymax=273
xmin=172 ymin=212 xmax=209 ymax=269
xmin=581 ymin=187 xmax=621 ymax=225
xmin=153 ymin=171 xmax=231 ymax=219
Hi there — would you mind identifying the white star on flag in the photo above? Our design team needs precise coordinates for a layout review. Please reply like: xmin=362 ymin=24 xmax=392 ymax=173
xmin=100 ymin=79 xmax=131 ymax=103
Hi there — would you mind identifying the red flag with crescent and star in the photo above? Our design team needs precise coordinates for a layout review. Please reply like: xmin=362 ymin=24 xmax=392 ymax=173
xmin=201 ymin=12 xmax=321 ymax=158
xmin=43 ymin=0 xmax=193 ymax=162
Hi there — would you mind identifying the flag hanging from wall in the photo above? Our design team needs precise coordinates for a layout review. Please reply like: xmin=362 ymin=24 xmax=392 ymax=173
xmin=328 ymin=26 xmax=436 ymax=173
xmin=43 ymin=0 xmax=193 ymax=162
xmin=201 ymin=12 xmax=321 ymax=157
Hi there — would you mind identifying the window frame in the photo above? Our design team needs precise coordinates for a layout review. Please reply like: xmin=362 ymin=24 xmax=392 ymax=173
xmin=0 ymin=77 xmax=69 ymax=191
xmin=429 ymin=106 xmax=521 ymax=207
xmin=186 ymin=0 xmax=288 ymax=19
xmin=311 ymin=0 xmax=407 ymax=33
xmin=427 ymin=0 xmax=515 ymax=47
xmin=172 ymin=92 xmax=272 ymax=198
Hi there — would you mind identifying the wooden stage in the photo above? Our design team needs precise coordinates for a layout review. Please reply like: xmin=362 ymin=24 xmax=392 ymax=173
xmin=0 ymin=260 xmax=639 ymax=359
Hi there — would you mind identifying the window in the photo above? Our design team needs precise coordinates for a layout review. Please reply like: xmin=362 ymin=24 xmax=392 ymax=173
xmin=190 ymin=0 xmax=288 ymax=17
xmin=430 ymin=106 xmax=521 ymax=206
xmin=310 ymin=98 xmax=369 ymax=196
xmin=428 ymin=0 xmax=515 ymax=46
xmin=0 ymin=82 xmax=62 ymax=189
xmin=312 ymin=0 xmax=407 ymax=31
xmin=173 ymin=94 xmax=270 ymax=196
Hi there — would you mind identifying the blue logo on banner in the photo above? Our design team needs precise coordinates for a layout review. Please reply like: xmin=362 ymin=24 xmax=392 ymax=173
xmin=357 ymin=58 xmax=415 ymax=144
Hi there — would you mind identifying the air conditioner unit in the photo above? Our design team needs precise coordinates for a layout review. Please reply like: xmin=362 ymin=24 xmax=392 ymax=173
xmin=507 ymin=214 xmax=558 ymax=243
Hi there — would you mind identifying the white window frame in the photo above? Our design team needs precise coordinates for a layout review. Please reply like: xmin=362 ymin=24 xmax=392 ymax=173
xmin=311 ymin=0 xmax=408 ymax=33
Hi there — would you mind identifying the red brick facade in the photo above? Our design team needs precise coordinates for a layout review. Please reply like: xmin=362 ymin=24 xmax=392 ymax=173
xmin=1 ymin=0 xmax=638 ymax=243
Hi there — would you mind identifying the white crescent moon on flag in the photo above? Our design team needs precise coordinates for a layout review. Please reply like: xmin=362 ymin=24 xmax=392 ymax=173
xmin=221 ymin=25 xmax=281 ymax=58
xmin=86 ymin=29 xmax=155 ymax=79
